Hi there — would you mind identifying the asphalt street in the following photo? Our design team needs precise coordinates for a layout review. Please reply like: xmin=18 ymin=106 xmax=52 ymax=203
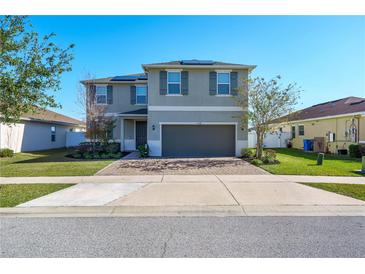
xmin=1 ymin=216 xmax=364 ymax=257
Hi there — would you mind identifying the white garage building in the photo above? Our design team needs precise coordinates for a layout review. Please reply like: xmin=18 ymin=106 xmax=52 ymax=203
xmin=0 ymin=108 xmax=85 ymax=153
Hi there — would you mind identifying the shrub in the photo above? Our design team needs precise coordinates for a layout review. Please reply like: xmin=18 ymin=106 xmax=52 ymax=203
xmin=83 ymin=152 xmax=93 ymax=159
xmin=111 ymin=152 xmax=122 ymax=159
xmin=262 ymin=149 xmax=278 ymax=164
xmin=78 ymin=142 xmax=101 ymax=153
xmin=104 ymin=142 xmax=120 ymax=154
xmin=93 ymin=153 xmax=102 ymax=159
xmin=138 ymin=144 xmax=149 ymax=158
xmin=359 ymin=144 xmax=365 ymax=157
xmin=287 ymin=141 xmax=292 ymax=148
xmin=241 ymin=148 xmax=256 ymax=158
xmin=72 ymin=153 xmax=82 ymax=159
xmin=251 ymin=159 xmax=263 ymax=166
xmin=100 ymin=153 xmax=109 ymax=159
xmin=0 ymin=148 xmax=14 ymax=158
xmin=349 ymin=144 xmax=361 ymax=158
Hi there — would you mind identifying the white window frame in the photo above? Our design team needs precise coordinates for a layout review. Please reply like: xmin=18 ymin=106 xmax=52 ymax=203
xmin=291 ymin=125 xmax=296 ymax=139
xmin=135 ymin=85 xmax=147 ymax=105
xmin=216 ymin=71 xmax=231 ymax=96
xmin=95 ymin=85 xmax=107 ymax=105
xmin=51 ymin=126 xmax=56 ymax=142
xmin=167 ymin=70 xmax=182 ymax=95
xmin=298 ymin=124 xmax=305 ymax=136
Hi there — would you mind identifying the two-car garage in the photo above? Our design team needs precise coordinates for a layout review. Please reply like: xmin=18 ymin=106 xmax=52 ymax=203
xmin=161 ymin=124 xmax=236 ymax=157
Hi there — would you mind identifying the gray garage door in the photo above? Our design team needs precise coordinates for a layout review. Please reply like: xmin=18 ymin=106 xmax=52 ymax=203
xmin=162 ymin=125 xmax=235 ymax=157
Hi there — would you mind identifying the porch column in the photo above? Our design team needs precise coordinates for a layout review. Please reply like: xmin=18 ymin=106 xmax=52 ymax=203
xmin=120 ymin=118 xmax=124 ymax=152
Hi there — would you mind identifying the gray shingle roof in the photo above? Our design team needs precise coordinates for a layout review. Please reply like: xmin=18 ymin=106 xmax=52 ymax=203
xmin=81 ymin=73 xmax=147 ymax=84
xmin=22 ymin=107 xmax=85 ymax=127
xmin=143 ymin=59 xmax=256 ymax=69
xmin=81 ymin=60 xmax=256 ymax=84
xmin=119 ymin=109 xmax=148 ymax=116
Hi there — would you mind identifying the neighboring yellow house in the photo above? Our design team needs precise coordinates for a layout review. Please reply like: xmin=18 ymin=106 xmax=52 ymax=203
xmin=273 ymin=97 xmax=365 ymax=155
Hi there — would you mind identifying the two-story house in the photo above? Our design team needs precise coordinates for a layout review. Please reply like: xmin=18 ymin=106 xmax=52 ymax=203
xmin=81 ymin=60 xmax=255 ymax=157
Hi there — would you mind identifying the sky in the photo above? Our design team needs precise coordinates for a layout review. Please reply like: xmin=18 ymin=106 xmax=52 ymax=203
xmin=29 ymin=16 xmax=365 ymax=120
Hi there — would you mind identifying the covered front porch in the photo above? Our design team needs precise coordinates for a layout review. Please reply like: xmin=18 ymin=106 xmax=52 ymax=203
xmin=119 ymin=109 xmax=148 ymax=152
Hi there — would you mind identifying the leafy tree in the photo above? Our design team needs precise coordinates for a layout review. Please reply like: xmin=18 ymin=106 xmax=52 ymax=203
xmin=236 ymin=75 xmax=301 ymax=159
xmin=0 ymin=16 xmax=74 ymax=124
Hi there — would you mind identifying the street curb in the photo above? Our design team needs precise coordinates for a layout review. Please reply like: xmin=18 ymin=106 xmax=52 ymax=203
xmin=1 ymin=205 xmax=364 ymax=217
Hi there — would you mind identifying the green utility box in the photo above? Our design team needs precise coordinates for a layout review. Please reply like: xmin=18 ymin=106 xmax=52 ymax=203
xmin=317 ymin=153 xmax=324 ymax=165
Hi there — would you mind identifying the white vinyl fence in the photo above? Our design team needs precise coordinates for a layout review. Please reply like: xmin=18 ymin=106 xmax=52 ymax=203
xmin=66 ymin=131 xmax=85 ymax=148
xmin=248 ymin=131 xmax=290 ymax=148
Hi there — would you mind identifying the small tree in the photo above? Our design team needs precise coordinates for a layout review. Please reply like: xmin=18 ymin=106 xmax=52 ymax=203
xmin=0 ymin=16 xmax=75 ymax=124
xmin=99 ymin=117 xmax=116 ymax=145
xmin=77 ymin=78 xmax=105 ymax=152
xmin=236 ymin=75 xmax=301 ymax=159
xmin=76 ymin=77 xmax=116 ymax=153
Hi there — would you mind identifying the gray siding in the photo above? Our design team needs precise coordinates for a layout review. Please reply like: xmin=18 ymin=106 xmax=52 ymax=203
xmin=91 ymin=83 xmax=147 ymax=114
xmin=108 ymin=118 xmax=136 ymax=142
xmin=124 ymin=119 xmax=135 ymax=139
xmin=147 ymin=68 xmax=248 ymax=107
xmin=147 ymin=111 xmax=247 ymax=141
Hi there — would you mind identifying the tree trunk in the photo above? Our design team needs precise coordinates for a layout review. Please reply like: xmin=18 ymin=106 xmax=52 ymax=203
xmin=256 ymin=129 xmax=263 ymax=159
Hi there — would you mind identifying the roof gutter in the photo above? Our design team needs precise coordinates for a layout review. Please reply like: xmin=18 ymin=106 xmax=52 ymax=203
xmin=275 ymin=111 xmax=365 ymax=124
xmin=142 ymin=64 xmax=256 ymax=71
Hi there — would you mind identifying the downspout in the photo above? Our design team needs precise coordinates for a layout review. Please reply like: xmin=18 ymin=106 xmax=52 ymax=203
xmin=358 ymin=116 xmax=360 ymax=143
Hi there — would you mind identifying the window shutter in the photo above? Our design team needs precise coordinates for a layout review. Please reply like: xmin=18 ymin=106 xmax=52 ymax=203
xmin=209 ymin=72 xmax=217 ymax=95
xmin=89 ymin=84 xmax=96 ymax=104
xmin=181 ymin=71 xmax=189 ymax=95
xmin=230 ymin=72 xmax=238 ymax=95
xmin=159 ymin=71 xmax=167 ymax=95
xmin=146 ymin=86 xmax=148 ymax=104
xmin=130 ymin=86 xmax=136 ymax=105
xmin=107 ymin=85 xmax=113 ymax=104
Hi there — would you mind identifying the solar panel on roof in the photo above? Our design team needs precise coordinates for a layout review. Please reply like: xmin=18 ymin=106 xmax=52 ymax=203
xmin=180 ymin=60 xmax=214 ymax=65
xmin=111 ymin=74 xmax=147 ymax=81
xmin=111 ymin=75 xmax=138 ymax=81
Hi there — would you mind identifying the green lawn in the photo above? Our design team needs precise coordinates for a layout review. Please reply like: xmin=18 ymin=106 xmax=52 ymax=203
xmin=0 ymin=149 xmax=114 ymax=177
xmin=260 ymin=148 xmax=363 ymax=177
xmin=0 ymin=184 xmax=74 ymax=207
xmin=302 ymin=183 xmax=365 ymax=201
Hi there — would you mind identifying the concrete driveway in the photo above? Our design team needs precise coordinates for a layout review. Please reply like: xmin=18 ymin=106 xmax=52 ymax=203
xmin=96 ymin=157 xmax=268 ymax=175
xmin=14 ymin=175 xmax=365 ymax=217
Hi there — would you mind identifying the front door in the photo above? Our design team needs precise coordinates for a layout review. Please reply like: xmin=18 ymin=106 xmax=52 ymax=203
xmin=135 ymin=121 xmax=147 ymax=149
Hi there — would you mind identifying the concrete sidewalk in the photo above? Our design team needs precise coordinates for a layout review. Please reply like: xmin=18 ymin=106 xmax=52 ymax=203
xmin=1 ymin=174 xmax=365 ymax=184
xmin=1 ymin=205 xmax=365 ymax=217
xmin=2 ymin=178 xmax=363 ymax=217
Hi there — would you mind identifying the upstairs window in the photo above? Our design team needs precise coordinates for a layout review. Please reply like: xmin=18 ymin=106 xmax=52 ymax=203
xmin=298 ymin=125 xmax=305 ymax=136
xmin=51 ymin=126 xmax=56 ymax=142
xmin=167 ymin=72 xmax=181 ymax=94
xmin=95 ymin=86 xmax=107 ymax=104
xmin=136 ymin=86 xmax=147 ymax=105
xmin=217 ymin=72 xmax=230 ymax=95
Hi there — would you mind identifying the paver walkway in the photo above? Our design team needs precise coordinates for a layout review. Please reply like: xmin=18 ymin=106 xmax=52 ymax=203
xmin=96 ymin=157 xmax=269 ymax=175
